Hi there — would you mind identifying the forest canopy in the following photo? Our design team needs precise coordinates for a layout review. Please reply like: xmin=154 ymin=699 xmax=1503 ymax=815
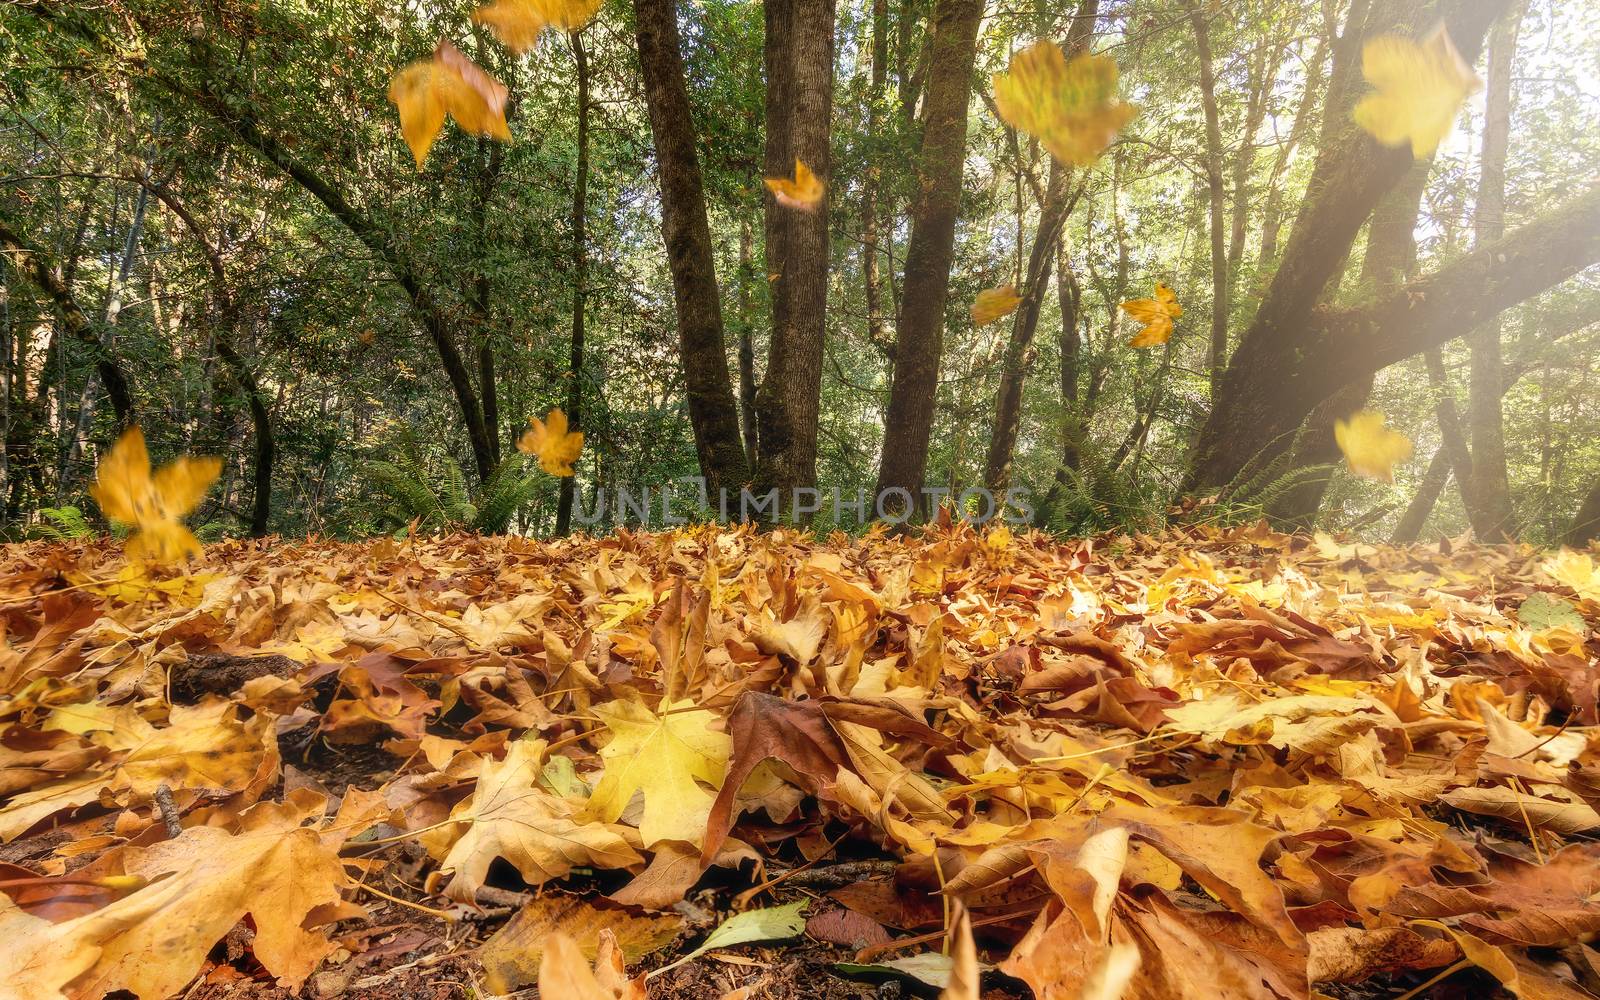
xmin=1 ymin=0 xmax=1598 ymax=544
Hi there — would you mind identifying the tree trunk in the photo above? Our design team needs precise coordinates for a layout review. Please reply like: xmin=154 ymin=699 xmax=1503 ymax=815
xmin=1267 ymin=158 xmax=1430 ymax=527
xmin=1258 ymin=0 xmax=1336 ymax=272
xmin=736 ymin=220 xmax=759 ymax=467
xmin=1186 ymin=0 xmax=1230 ymax=393
xmin=872 ymin=0 xmax=983 ymax=514
xmin=140 ymin=178 xmax=275 ymax=536
xmin=557 ymin=30 xmax=590 ymax=536
xmin=1392 ymin=448 xmax=1450 ymax=543
xmin=981 ymin=0 xmax=1097 ymax=495
xmin=1464 ymin=1 xmax=1525 ymax=542
xmin=0 ymin=214 xmax=134 ymax=428
xmin=1183 ymin=1 xmax=1511 ymax=494
xmin=756 ymin=0 xmax=836 ymax=512
xmin=1566 ymin=476 xmax=1600 ymax=547
xmin=635 ymin=0 xmax=751 ymax=497
xmin=861 ymin=0 xmax=889 ymax=351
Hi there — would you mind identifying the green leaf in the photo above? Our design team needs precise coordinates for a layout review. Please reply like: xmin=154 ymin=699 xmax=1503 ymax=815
xmin=1517 ymin=592 xmax=1585 ymax=632
xmin=837 ymin=952 xmax=967 ymax=989
xmin=650 ymin=900 xmax=808 ymax=977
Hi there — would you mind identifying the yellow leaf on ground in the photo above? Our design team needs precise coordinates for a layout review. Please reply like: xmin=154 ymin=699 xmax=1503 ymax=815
xmin=90 ymin=426 xmax=220 ymax=564
xmin=1120 ymin=283 xmax=1182 ymax=348
xmin=1334 ymin=409 xmax=1413 ymax=482
xmin=993 ymin=42 xmax=1135 ymax=166
xmin=538 ymin=930 xmax=646 ymax=1000
xmin=435 ymin=739 xmax=642 ymax=902
xmin=1544 ymin=549 xmax=1600 ymax=601
xmin=519 ymin=407 xmax=585 ymax=476
xmin=479 ymin=894 xmax=679 ymax=994
xmin=764 ymin=159 xmax=825 ymax=212
xmin=585 ymin=698 xmax=729 ymax=847
xmin=474 ymin=0 xmax=603 ymax=54
xmin=388 ymin=39 xmax=511 ymax=170
xmin=971 ymin=284 xmax=1021 ymax=326
xmin=1353 ymin=26 xmax=1482 ymax=157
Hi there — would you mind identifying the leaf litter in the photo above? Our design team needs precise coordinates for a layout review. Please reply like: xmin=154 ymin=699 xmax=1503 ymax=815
xmin=2 ymin=521 xmax=1599 ymax=999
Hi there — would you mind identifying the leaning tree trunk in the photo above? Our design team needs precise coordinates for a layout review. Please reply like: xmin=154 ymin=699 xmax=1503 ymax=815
xmin=635 ymin=0 xmax=751 ymax=497
xmin=1463 ymin=1 xmax=1526 ymax=542
xmin=755 ymin=0 xmax=836 ymax=513
xmin=1182 ymin=1 xmax=1512 ymax=495
xmin=872 ymin=0 xmax=984 ymax=515
xmin=1566 ymin=476 xmax=1600 ymax=548
xmin=557 ymin=30 xmax=591 ymax=536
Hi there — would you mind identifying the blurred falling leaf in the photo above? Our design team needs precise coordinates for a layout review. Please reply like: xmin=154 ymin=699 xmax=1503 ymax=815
xmin=1353 ymin=26 xmax=1482 ymax=157
xmin=89 ymin=426 xmax=220 ymax=564
xmin=764 ymin=158 xmax=824 ymax=212
xmin=992 ymin=42 xmax=1135 ymax=166
xmin=1334 ymin=409 xmax=1413 ymax=482
xmin=1120 ymin=282 xmax=1182 ymax=348
xmin=474 ymin=0 xmax=603 ymax=54
xmin=971 ymin=284 xmax=1021 ymax=326
xmin=388 ymin=39 xmax=510 ymax=169
xmin=518 ymin=407 xmax=585 ymax=477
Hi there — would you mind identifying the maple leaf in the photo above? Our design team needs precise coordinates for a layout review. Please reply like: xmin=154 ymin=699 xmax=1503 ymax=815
xmin=435 ymin=739 xmax=642 ymax=902
xmin=1353 ymin=26 xmax=1482 ymax=157
xmin=1334 ymin=409 xmax=1413 ymax=481
xmin=585 ymin=698 xmax=730 ymax=847
xmin=764 ymin=158 xmax=825 ymax=212
xmin=479 ymin=896 xmax=679 ymax=994
xmin=971 ymin=284 xmax=1021 ymax=327
xmin=1120 ymin=283 xmax=1182 ymax=348
xmin=474 ymin=0 xmax=604 ymax=55
xmin=1544 ymin=549 xmax=1600 ymax=601
xmin=518 ymin=407 xmax=585 ymax=476
xmin=89 ymin=426 xmax=221 ymax=564
xmin=992 ymin=42 xmax=1135 ymax=166
xmin=539 ymin=929 xmax=647 ymax=1000
xmin=16 ymin=792 xmax=350 ymax=1000
xmin=388 ymin=39 xmax=511 ymax=170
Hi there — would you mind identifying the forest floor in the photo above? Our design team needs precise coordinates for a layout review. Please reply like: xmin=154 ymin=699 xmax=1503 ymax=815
xmin=2 ymin=522 xmax=1599 ymax=1000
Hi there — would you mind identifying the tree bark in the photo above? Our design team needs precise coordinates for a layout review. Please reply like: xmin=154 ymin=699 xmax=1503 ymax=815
xmin=1463 ymin=1 xmax=1526 ymax=542
xmin=872 ymin=0 xmax=983 ymax=514
xmin=1258 ymin=0 xmax=1336 ymax=272
xmin=1183 ymin=1 xmax=1512 ymax=494
xmin=756 ymin=0 xmax=836 ymax=511
xmin=556 ymin=32 xmax=591 ymax=535
xmin=1566 ymin=476 xmax=1600 ymax=547
xmin=1392 ymin=448 xmax=1450 ymax=543
xmin=736 ymin=220 xmax=759 ymax=467
xmin=0 ymin=214 xmax=134 ymax=428
xmin=635 ymin=0 xmax=751 ymax=497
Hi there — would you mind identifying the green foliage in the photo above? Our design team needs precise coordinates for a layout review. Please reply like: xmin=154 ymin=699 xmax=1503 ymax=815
xmin=362 ymin=432 xmax=541 ymax=536
xmin=27 ymin=505 xmax=95 ymax=542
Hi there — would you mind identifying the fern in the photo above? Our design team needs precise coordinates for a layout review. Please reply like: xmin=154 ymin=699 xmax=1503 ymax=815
xmin=28 ymin=505 xmax=94 ymax=541
xmin=361 ymin=431 xmax=543 ymax=535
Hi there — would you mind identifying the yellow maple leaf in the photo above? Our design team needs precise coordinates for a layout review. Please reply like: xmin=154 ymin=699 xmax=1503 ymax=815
xmin=518 ymin=407 xmax=585 ymax=477
xmin=764 ymin=158 xmax=824 ymax=212
xmin=971 ymin=284 xmax=1021 ymax=326
xmin=1352 ymin=26 xmax=1482 ymax=157
xmin=1120 ymin=282 xmax=1182 ymax=347
xmin=474 ymin=0 xmax=603 ymax=54
xmin=89 ymin=426 xmax=221 ymax=564
xmin=1334 ymin=409 xmax=1413 ymax=482
xmin=435 ymin=740 xmax=642 ymax=902
xmin=1544 ymin=549 xmax=1600 ymax=602
xmin=992 ymin=42 xmax=1135 ymax=167
xmin=388 ymin=39 xmax=511 ymax=170
xmin=584 ymin=698 xmax=729 ymax=847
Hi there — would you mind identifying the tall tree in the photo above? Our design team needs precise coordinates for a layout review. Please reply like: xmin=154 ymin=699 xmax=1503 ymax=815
xmin=635 ymin=0 xmax=751 ymax=497
xmin=756 ymin=0 xmax=837 ymax=509
xmin=873 ymin=0 xmax=984 ymax=513
xmin=1185 ymin=0 xmax=1230 ymax=393
xmin=556 ymin=30 xmax=591 ymax=535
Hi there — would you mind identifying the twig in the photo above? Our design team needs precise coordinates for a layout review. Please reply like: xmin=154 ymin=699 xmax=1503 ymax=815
xmin=153 ymin=783 xmax=182 ymax=839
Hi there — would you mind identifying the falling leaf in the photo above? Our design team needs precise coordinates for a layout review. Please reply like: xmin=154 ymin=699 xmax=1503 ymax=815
xmin=971 ymin=284 xmax=1021 ymax=326
xmin=518 ymin=407 xmax=585 ymax=476
xmin=585 ymin=698 xmax=730 ymax=847
xmin=388 ymin=39 xmax=511 ymax=170
xmin=1120 ymin=283 xmax=1182 ymax=348
xmin=1352 ymin=26 xmax=1482 ymax=157
xmin=474 ymin=0 xmax=603 ymax=55
xmin=89 ymin=426 xmax=220 ymax=563
xmin=764 ymin=158 xmax=824 ymax=212
xmin=1334 ymin=409 xmax=1413 ymax=482
xmin=992 ymin=42 xmax=1135 ymax=166
xmin=434 ymin=739 xmax=642 ymax=902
